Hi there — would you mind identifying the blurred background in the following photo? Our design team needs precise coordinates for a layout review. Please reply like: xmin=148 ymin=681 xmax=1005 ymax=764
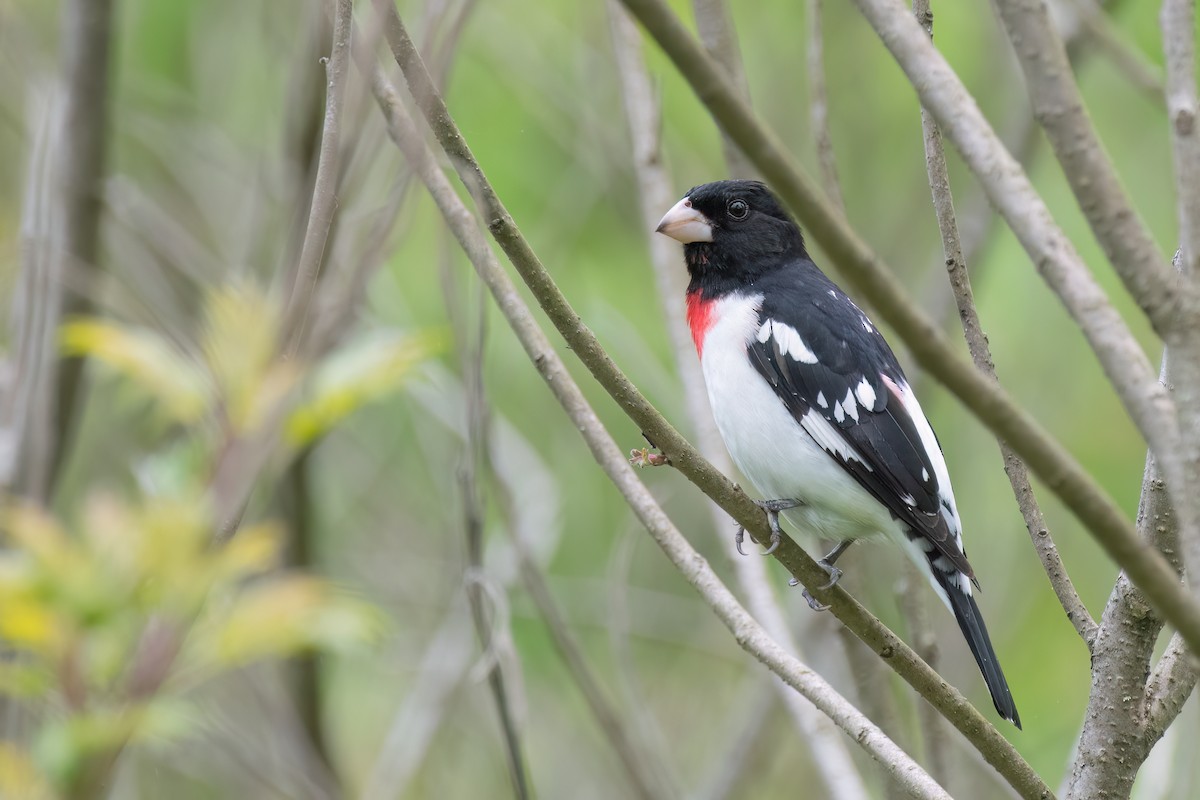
xmin=0 ymin=0 xmax=1194 ymax=797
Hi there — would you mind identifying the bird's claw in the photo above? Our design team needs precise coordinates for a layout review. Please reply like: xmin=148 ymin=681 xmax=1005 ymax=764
xmin=793 ymin=540 xmax=854 ymax=612
xmin=734 ymin=498 xmax=800 ymax=557
xmin=802 ymin=588 xmax=830 ymax=612
xmin=817 ymin=561 xmax=843 ymax=590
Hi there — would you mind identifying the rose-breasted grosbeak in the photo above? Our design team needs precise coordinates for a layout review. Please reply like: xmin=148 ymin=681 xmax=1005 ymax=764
xmin=656 ymin=179 xmax=1020 ymax=728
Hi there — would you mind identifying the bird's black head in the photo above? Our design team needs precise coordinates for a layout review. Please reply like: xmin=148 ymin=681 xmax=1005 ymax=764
xmin=655 ymin=180 xmax=806 ymax=293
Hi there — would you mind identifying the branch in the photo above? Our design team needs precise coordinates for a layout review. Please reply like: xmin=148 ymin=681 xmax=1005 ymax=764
xmin=370 ymin=6 xmax=1050 ymax=796
xmin=452 ymin=240 xmax=533 ymax=800
xmin=1162 ymin=0 xmax=1200 ymax=283
xmin=282 ymin=0 xmax=353 ymax=357
xmin=1066 ymin=340 xmax=1194 ymax=798
xmin=807 ymin=0 xmax=845 ymax=213
xmin=688 ymin=0 xmax=756 ymax=177
xmin=509 ymin=514 xmax=680 ymax=800
xmin=1160 ymin=0 xmax=1200 ymax=603
xmin=44 ymin=0 xmax=115 ymax=501
xmin=992 ymin=0 xmax=1181 ymax=332
xmin=853 ymin=0 xmax=1200 ymax=566
xmin=617 ymin=0 xmax=1200 ymax=701
xmin=913 ymin=0 xmax=1096 ymax=650
xmin=365 ymin=32 xmax=952 ymax=799
xmin=605 ymin=5 xmax=870 ymax=798
xmin=1143 ymin=631 xmax=1199 ymax=741
xmin=1066 ymin=451 xmax=1175 ymax=799
xmin=1067 ymin=0 xmax=1165 ymax=104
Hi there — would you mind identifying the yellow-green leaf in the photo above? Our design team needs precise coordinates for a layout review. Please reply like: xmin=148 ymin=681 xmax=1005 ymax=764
xmin=286 ymin=330 xmax=436 ymax=446
xmin=60 ymin=319 xmax=210 ymax=423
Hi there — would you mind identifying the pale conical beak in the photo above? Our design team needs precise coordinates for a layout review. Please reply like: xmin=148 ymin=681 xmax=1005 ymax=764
xmin=655 ymin=197 xmax=713 ymax=243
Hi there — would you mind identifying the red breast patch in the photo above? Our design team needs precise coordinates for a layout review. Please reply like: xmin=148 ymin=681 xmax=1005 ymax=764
xmin=686 ymin=292 xmax=715 ymax=357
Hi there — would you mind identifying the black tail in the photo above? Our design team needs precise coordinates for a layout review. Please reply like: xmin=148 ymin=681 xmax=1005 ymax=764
xmin=937 ymin=571 xmax=1021 ymax=729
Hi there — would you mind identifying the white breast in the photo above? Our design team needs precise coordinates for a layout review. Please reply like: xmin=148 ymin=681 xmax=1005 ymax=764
xmin=697 ymin=293 xmax=903 ymax=545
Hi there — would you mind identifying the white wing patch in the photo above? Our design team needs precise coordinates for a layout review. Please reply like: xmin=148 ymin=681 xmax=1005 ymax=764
xmin=756 ymin=319 xmax=773 ymax=343
xmin=854 ymin=377 xmax=876 ymax=409
xmin=842 ymin=389 xmax=859 ymax=422
xmin=801 ymin=410 xmax=872 ymax=471
xmin=817 ymin=391 xmax=828 ymax=409
xmin=883 ymin=375 xmax=966 ymax=558
xmin=766 ymin=320 xmax=819 ymax=364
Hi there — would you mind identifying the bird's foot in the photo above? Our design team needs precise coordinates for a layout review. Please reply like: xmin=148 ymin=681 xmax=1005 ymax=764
xmin=735 ymin=498 xmax=803 ymax=556
xmin=795 ymin=539 xmax=856 ymax=612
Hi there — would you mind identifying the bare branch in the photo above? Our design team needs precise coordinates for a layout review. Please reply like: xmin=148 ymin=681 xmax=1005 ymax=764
xmin=365 ymin=32 xmax=952 ymax=798
xmin=1066 ymin=0 xmax=1165 ymax=103
xmin=605 ymin=5 xmax=870 ymax=798
xmin=1162 ymin=0 xmax=1200 ymax=283
xmin=1067 ymin=451 xmax=1175 ymax=799
xmin=371 ymin=6 xmax=1050 ymax=795
xmin=852 ymin=0 xmax=1200 ymax=566
xmin=617 ymin=0 xmax=1200 ymax=698
xmin=42 ymin=0 xmax=115 ymax=500
xmin=282 ymin=0 xmax=353 ymax=356
xmin=989 ymin=0 xmax=1186 ymax=333
xmin=1143 ymin=632 xmax=1199 ymax=741
xmin=807 ymin=0 xmax=845 ymax=212
xmin=914 ymin=0 xmax=1096 ymax=649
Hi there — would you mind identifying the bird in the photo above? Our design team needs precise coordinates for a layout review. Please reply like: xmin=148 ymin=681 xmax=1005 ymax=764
xmin=655 ymin=179 xmax=1020 ymax=728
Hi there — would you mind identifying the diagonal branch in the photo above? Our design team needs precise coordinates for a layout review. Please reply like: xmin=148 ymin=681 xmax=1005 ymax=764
xmin=605 ymin=6 xmax=870 ymax=798
xmin=990 ymin=0 xmax=1184 ymax=337
xmin=370 ymin=6 xmax=1051 ymax=796
xmin=283 ymin=0 xmax=353 ymax=356
xmin=913 ymin=0 xmax=1096 ymax=650
xmin=616 ymin=0 xmax=1200 ymax=684
xmin=847 ymin=0 xmax=1198 ymax=586
xmin=365 ymin=47 xmax=952 ymax=799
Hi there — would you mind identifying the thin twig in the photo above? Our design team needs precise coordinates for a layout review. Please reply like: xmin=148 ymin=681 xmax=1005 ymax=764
xmin=695 ymin=679 xmax=782 ymax=800
xmin=1066 ymin=0 xmax=1165 ymax=103
xmin=283 ymin=0 xmax=353 ymax=356
xmin=896 ymin=563 xmax=949 ymax=789
xmin=605 ymin=5 xmax=870 ymax=798
xmin=617 ymin=0 xmax=1200 ymax=673
xmin=367 ymin=44 xmax=953 ymax=799
xmin=508 ymin=514 xmax=679 ymax=800
xmin=913 ymin=0 xmax=1096 ymax=649
xmin=451 ymin=237 xmax=533 ymax=800
xmin=361 ymin=371 xmax=567 ymax=800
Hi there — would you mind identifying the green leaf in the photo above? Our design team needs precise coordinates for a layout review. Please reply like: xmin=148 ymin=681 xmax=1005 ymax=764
xmin=286 ymin=329 xmax=437 ymax=446
xmin=60 ymin=319 xmax=210 ymax=423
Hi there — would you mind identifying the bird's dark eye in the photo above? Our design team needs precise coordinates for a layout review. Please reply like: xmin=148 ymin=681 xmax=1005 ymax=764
xmin=728 ymin=199 xmax=749 ymax=219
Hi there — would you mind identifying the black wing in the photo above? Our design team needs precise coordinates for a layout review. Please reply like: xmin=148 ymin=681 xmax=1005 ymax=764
xmin=747 ymin=264 xmax=974 ymax=579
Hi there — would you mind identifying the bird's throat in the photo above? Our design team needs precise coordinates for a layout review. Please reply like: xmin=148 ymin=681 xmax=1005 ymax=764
xmin=685 ymin=291 xmax=715 ymax=357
